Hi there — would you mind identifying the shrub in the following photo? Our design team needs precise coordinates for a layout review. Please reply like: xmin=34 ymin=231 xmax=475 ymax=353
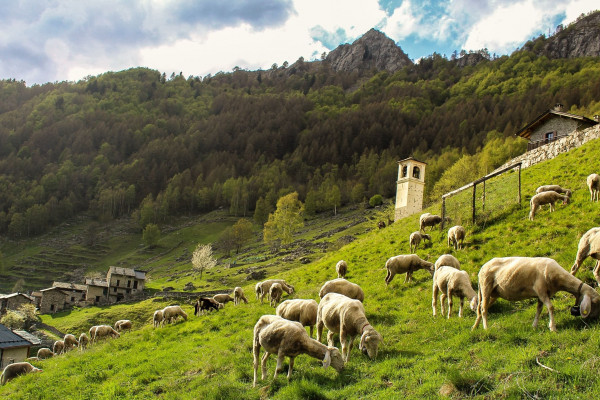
xmin=1 ymin=310 xmax=26 ymax=329
xmin=369 ymin=194 xmax=383 ymax=207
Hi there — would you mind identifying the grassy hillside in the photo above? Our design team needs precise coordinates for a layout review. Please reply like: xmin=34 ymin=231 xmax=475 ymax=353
xmin=4 ymin=139 xmax=600 ymax=399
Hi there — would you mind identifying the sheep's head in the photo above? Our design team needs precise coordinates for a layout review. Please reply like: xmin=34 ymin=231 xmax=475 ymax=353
xmin=470 ymin=295 xmax=479 ymax=312
xmin=563 ymin=196 xmax=571 ymax=205
xmin=359 ymin=328 xmax=383 ymax=359
xmin=323 ymin=347 xmax=345 ymax=372
xmin=578 ymin=287 xmax=600 ymax=319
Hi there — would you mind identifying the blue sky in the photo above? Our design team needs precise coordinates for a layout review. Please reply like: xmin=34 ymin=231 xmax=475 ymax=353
xmin=0 ymin=0 xmax=597 ymax=85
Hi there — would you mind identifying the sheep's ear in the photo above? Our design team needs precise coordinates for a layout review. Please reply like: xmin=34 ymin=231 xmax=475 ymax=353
xmin=323 ymin=350 xmax=331 ymax=368
xmin=580 ymin=294 xmax=592 ymax=318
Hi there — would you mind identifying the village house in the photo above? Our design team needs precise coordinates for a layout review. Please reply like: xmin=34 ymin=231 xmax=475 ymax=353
xmin=39 ymin=287 xmax=68 ymax=314
xmin=106 ymin=266 xmax=146 ymax=303
xmin=517 ymin=103 xmax=599 ymax=151
xmin=0 ymin=293 xmax=34 ymax=315
xmin=85 ymin=278 xmax=109 ymax=305
xmin=0 ymin=323 xmax=33 ymax=369
xmin=52 ymin=282 xmax=87 ymax=306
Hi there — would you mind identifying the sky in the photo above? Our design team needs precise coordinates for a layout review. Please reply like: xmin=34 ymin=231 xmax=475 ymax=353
xmin=0 ymin=0 xmax=598 ymax=85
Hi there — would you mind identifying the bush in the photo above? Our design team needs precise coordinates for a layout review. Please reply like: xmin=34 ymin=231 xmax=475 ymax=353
xmin=369 ymin=194 xmax=383 ymax=207
xmin=1 ymin=310 xmax=26 ymax=329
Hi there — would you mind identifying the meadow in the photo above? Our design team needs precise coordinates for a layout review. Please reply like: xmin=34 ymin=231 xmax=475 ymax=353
xmin=3 ymin=139 xmax=600 ymax=399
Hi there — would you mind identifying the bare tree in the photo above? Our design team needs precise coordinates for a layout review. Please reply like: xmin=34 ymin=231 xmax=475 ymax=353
xmin=192 ymin=244 xmax=217 ymax=278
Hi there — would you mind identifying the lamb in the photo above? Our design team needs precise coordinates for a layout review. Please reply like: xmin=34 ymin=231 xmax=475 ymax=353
xmin=588 ymin=173 xmax=600 ymax=201
xmin=89 ymin=326 xmax=98 ymax=342
xmin=316 ymin=292 xmax=383 ymax=362
xmin=269 ymin=283 xmax=284 ymax=307
xmin=1 ymin=362 xmax=42 ymax=385
xmin=319 ymin=278 xmax=365 ymax=302
xmin=213 ymin=293 xmax=234 ymax=304
xmin=194 ymin=297 xmax=223 ymax=315
xmin=336 ymin=260 xmax=348 ymax=279
xmin=255 ymin=279 xmax=295 ymax=304
xmin=162 ymin=305 xmax=188 ymax=324
xmin=384 ymin=254 xmax=435 ymax=285
xmin=432 ymin=266 xmax=478 ymax=318
xmin=153 ymin=310 xmax=164 ymax=328
xmin=472 ymin=257 xmax=600 ymax=332
xmin=570 ymin=227 xmax=600 ymax=283
xmin=94 ymin=325 xmax=121 ymax=340
xmin=536 ymin=184 xmax=572 ymax=198
xmin=252 ymin=315 xmax=344 ymax=387
xmin=434 ymin=254 xmax=461 ymax=271
xmin=447 ymin=225 xmax=466 ymax=250
xmin=114 ymin=320 xmax=132 ymax=332
xmin=233 ymin=286 xmax=248 ymax=305
xmin=63 ymin=334 xmax=79 ymax=351
xmin=78 ymin=333 xmax=90 ymax=350
xmin=37 ymin=348 xmax=54 ymax=359
xmin=53 ymin=340 xmax=65 ymax=355
xmin=419 ymin=213 xmax=443 ymax=232
xmin=276 ymin=299 xmax=319 ymax=337
xmin=529 ymin=190 xmax=570 ymax=220
xmin=409 ymin=231 xmax=431 ymax=253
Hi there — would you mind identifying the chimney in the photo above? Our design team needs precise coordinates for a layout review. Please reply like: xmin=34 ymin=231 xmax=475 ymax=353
xmin=554 ymin=103 xmax=564 ymax=112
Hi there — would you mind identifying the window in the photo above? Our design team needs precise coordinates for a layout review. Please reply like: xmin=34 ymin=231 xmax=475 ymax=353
xmin=545 ymin=132 xmax=554 ymax=140
xmin=412 ymin=166 xmax=420 ymax=179
xmin=133 ymin=281 xmax=138 ymax=289
xmin=116 ymin=279 xmax=120 ymax=287
xmin=103 ymin=288 xmax=107 ymax=295
xmin=71 ymin=296 xmax=75 ymax=302
xmin=127 ymin=280 xmax=131 ymax=288
xmin=113 ymin=287 xmax=117 ymax=293
xmin=402 ymin=165 xmax=408 ymax=177
xmin=95 ymin=296 xmax=100 ymax=302
xmin=50 ymin=304 xmax=55 ymax=311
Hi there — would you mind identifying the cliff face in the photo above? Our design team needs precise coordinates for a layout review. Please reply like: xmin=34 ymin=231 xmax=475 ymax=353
xmin=325 ymin=29 xmax=413 ymax=73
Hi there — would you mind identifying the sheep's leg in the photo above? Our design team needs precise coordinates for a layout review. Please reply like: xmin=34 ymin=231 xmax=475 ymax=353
xmin=253 ymin=345 xmax=261 ymax=387
xmin=404 ymin=271 xmax=412 ymax=283
xmin=309 ymin=325 xmax=314 ymax=338
xmin=274 ymin=352 xmax=285 ymax=379
xmin=549 ymin=202 xmax=555 ymax=212
xmin=458 ymin=297 xmax=464 ymax=318
xmin=385 ymin=270 xmax=393 ymax=286
xmin=446 ymin=292 xmax=453 ymax=318
xmin=261 ymin=352 xmax=270 ymax=380
xmin=340 ymin=331 xmax=349 ymax=362
xmin=316 ymin=321 xmax=324 ymax=342
xmin=440 ymin=293 xmax=447 ymax=316
xmin=533 ymin=299 xmax=543 ymax=328
xmin=593 ymin=259 xmax=600 ymax=284
xmin=287 ymin=357 xmax=295 ymax=380
xmin=432 ymin=284 xmax=439 ymax=316
xmin=327 ymin=330 xmax=335 ymax=348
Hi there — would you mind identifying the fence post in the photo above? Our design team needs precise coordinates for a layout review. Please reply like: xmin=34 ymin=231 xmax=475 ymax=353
xmin=518 ymin=163 xmax=522 ymax=207
xmin=441 ymin=197 xmax=446 ymax=231
xmin=472 ymin=183 xmax=477 ymax=224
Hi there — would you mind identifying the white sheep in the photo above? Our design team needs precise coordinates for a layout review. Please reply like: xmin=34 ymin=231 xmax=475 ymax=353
xmin=213 ymin=293 xmax=234 ymax=304
xmin=409 ymin=231 xmax=431 ymax=253
xmin=432 ymin=266 xmax=477 ymax=318
xmin=1 ymin=362 xmax=42 ymax=385
xmin=162 ymin=305 xmax=188 ymax=324
xmin=63 ymin=334 xmax=79 ymax=352
xmin=53 ymin=340 xmax=65 ymax=355
xmin=434 ymin=254 xmax=461 ymax=271
xmin=319 ymin=278 xmax=364 ymax=302
xmin=114 ymin=319 xmax=132 ymax=332
xmin=472 ymin=257 xmax=600 ymax=331
xmin=89 ymin=326 xmax=98 ymax=342
xmin=447 ymin=225 xmax=466 ymax=250
xmin=420 ymin=213 xmax=443 ymax=232
xmin=529 ymin=190 xmax=570 ymax=220
xmin=37 ymin=348 xmax=54 ymax=359
xmin=269 ymin=283 xmax=284 ymax=307
xmin=94 ymin=325 xmax=121 ymax=340
xmin=153 ymin=310 xmax=164 ymax=328
xmin=233 ymin=287 xmax=248 ymax=305
xmin=252 ymin=315 xmax=344 ymax=387
xmin=384 ymin=254 xmax=434 ymax=285
xmin=276 ymin=299 xmax=319 ymax=337
xmin=588 ymin=173 xmax=600 ymax=201
xmin=317 ymin=292 xmax=383 ymax=363
xmin=336 ymin=260 xmax=348 ymax=279
xmin=536 ymin=184 xmax=572 ymax=198
xmin=255 ymin=279 xmax=295 ymax=303
xmin=78 ymin=333 xmax=90 ymax=350
xmin=570 ymin=227 xmax=600 ymax=283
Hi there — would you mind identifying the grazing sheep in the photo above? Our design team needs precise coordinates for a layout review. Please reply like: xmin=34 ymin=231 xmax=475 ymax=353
xmin=37 ymin=348 xmax=54 ymax=359
xmin=472 ymin=257 xmax=600 ymax=332
xmin=434 ymin=254 xmax=461 ymax=271
xmin=78 ymin=333 xmax=90 ymax=350
xmin=447 ymin=225 xmax=466 ymax=250
xmin=588 ymin=173 xmax=600 ymax=201
xmin=317 ymin=293 xmax=383 ymax=362
xmin=270 ymin=283 xmax=284 ymax=307
xmin=384 ymin=254 xmax=434 ymax=285
xmin=195 ymin=297 xmax=223 ymax=315
xmin=233 ymin=287 xmax=248 ymax=305
xmin=94 ymin=325 xmax=121 ymax=340
xmin=529 ymin=191 xmax=570 ymax=220
xmin=255 ymin=279 xmax=295 ymax=304
xmin=89 ymin=326 xmax=98 ymax=342
xmin=319 ymin=278 xmax=364 ymax=302
xmin=536 ymin=185 xmax=572 ymax=198
xmin=153 ymin=310 xmax=164 ymax=328
xmin=570 ymin=227 xmax=600 ymax=283
xmin=409 ymin=231 xmax=431 ymax=253
xmin=162 ymin=305 xmax=188 ymax=324
xmin=63 ymin=334 xmax=79 ymax=352
xmin=420 ymin=213 xmax=443 ymax=232
xmin=53 ymin=340 xmax=65 ymax=355
xmin=252 ymin=315 xmax=344 ymax=387
xmin=1 ymin=362 xmax=42 ymax=385
xmin=276 ymin=299 xmax=319 ymax=337
xmin=213 ymin=293 xmax=234 ymax=304
xmin=114 ymin=320 xmax=132 ymax=332
xmin=336 ymin=260 xmax=348 ymax=279
xmin=432 ymin=266 xmax=477 ymax=318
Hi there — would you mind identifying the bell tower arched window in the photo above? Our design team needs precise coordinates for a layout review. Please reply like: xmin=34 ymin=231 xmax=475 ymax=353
xmin=412 ymin=166 xmax=420 ymax=179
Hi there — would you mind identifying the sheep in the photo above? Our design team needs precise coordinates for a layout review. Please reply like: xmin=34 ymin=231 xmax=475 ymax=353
xmin=153 ymin=310 xmax=164 ymax=328
xmin=162 ymin=305 xmax=188 ymax=324
xmin=529 ymin=190 xmax=570 ymax=220
xmin=269 ymin=283 xmax=284 ymax=307
xmin=434 ymin=254 xmax=461 ymax=271
xmin=588 ymin=173 xmax=600 ymax=201
xmin=316 ymin=292 xmax=383 ymax=362
xmin=233 ymin=286 xmax=248 ymax=305
xmin=94 ymin=325 xmax=121 ymax=340
xmin=63 ymin=334 xmax=79 ymax=352
xmin=252 ymin=315 xmax=344 ymax=387
xmin=420 ymin=213 xmax=443 ymax=232
xmin=319 ymin=278 xmax=364 ymax=302
xmin=255 ymin=279 xmax=295 ymax=304
xmin=114 ymin=320 xmax=132 ymax=332
xmin=536 ymin=184 xmax=572 ymax=198
xmin=195 ymin=297 xmax=223 ymax=315
xmin=447 ymin=225 xmax=466 ymax=250
xmin=472 ymin=257 xmax=600 ymax=332
xmin=37 ymin=348 xmax=54 ymax=359
xmin=432 ymin=266 xmax=478 ymax=318
xmin=384 ymin=254 xmax=434 ymax=285
xmin=213 ymin=293 xmax=234 ymax=304
xmin=1 ymin=362 xmax=42 ymax=385
xmin=276 ymin=299 xmax=319 ymax=337
xmin=570 ymin=227 xmax=600 ymax=283
xmin=409 ymin=231 xmax=431 ymax=253
xmin=78 ymin=333 xmax=90 ymax=350
xmin=53 ymin=340 xmax=65 ymax=355
xmin=336 ymin=260 xmax=348 ymax=279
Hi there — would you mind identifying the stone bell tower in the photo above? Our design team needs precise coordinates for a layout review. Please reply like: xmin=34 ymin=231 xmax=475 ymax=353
xmin=395 ymin=157 xmax=426 ymax=221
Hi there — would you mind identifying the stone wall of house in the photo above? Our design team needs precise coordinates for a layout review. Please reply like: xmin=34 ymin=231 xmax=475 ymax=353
xmin=529 ymin=118 xmax=580 ymax=143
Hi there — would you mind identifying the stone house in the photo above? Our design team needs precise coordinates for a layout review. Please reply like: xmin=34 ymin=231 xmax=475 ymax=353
xmin=85 ymin=278 xmax=109 ymax=305
xmin=39 ymin=287 xmax=68 ymax=314
xmin=0 ymin=293 xmax=34 ymax=315
xmin=52 ymin=282 xmax=87 ymax=306
xmin=106 ymin=267 xmax=146 ymax=303
xmin=516 ymin=103 xmax=598 ymax=151
xmin=0 ymin=323 xmax=33 ymax=369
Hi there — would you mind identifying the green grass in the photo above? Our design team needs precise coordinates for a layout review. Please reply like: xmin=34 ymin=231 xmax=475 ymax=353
xmin=5 ymin=139 xmax=600 ymax=398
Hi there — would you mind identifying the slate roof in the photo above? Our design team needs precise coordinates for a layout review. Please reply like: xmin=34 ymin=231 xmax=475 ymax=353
xmin=0 ymin=292 xmax=35 ymax=302
xmin=52 ymin=282 xmax=88 ymax=292
xmin=0 ymin=323 xmax=33 ymax=349
xmin=516 ymin=109 xmax=598 ymax=139
xmin=108 ymin=266 xmax=146 ymax=280
xmin=85 ymin=278 xmax=108 ymax=287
